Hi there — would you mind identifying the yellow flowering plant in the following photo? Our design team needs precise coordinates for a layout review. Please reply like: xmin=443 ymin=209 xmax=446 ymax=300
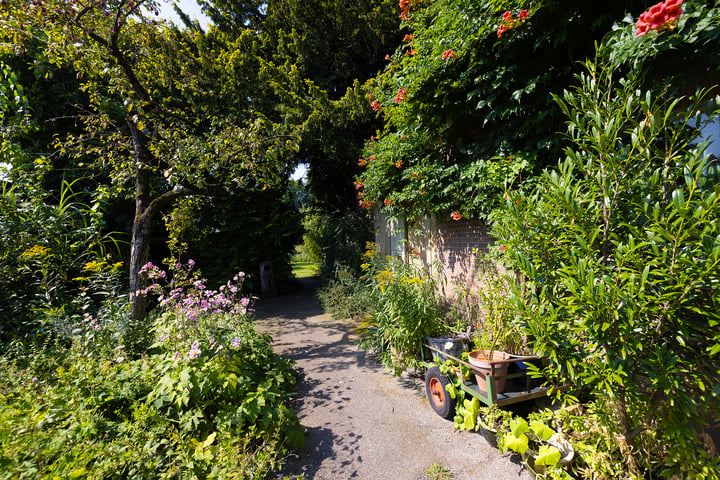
xmin=357 ymin=243 xmax=447 ymax=374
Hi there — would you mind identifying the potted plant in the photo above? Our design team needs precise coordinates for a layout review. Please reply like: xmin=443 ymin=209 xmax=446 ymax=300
xmin=426 ymin=335 xmax=467 ymax=363
xmin=477 ymin=405 xmax=514 ymax=446
xmin=499 ymin=416 xmax=575 ymax=476
xmin=425 ymin=283 xmax=479 ymax=363
xmin=466 ymin=255 xmax=527 ymax=393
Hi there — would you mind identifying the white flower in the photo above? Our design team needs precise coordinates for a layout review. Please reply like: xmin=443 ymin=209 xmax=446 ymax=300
xmin=444 ymin=341 xmax=454 ymax=351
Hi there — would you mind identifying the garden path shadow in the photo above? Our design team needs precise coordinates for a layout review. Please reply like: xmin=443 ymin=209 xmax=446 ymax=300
xmin=254 ymin=276 xmax=532 ymax=480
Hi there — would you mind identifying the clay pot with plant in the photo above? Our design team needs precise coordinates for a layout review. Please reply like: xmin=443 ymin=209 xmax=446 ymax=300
xmin=467 ymin=255 xmax=527 ymax=393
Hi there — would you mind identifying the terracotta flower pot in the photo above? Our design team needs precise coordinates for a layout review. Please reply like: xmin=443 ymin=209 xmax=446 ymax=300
xmin=468 ymin=350 xmax=510 ymax=393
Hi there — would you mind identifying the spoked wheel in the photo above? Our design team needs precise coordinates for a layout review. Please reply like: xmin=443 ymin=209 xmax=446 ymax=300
xmin=425 ymin=366 xmax=457 ymax=419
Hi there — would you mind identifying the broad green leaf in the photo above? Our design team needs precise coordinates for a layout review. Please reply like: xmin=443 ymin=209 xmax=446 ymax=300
xmin=469 ymin=397 xmax=480 ymax=418
xmin=639 ymin=264 xmax=649 ymax=287
xmin=509 ymin=417 xmax=529 ymax=437
xmin=464 ymin=410 xmax=476 ymax=430
xmin=530 ymin=420 xmax=556 ymax=441
xmin=287 ymin=422 xmax=305 ymax=450
xmin=505 ymin=432 xmax=529 ymax=454
xmin=534 ymin=444 xmax=562 ymax=466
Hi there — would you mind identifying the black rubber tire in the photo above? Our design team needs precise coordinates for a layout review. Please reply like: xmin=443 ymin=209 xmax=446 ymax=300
xmin=425 ymin=366 xmax=457 ymax=419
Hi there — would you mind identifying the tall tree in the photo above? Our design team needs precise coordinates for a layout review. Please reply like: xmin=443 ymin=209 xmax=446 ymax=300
xmin=1 ymin=0 xmax=298 ymax=320
xmin=265 ymin=0 xmax=401 ymax=212
xmin=198 ymin=0 xmax=402 ymax=212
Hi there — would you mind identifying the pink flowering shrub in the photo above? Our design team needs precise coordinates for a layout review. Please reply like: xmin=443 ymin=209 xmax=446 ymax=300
xmin=139 ymin=260 xmax=257 ymax=362
xmin=143 ymin=260 xmax=304 ymax=448
xmin=0 ymin=257 xmax=304 ymax=479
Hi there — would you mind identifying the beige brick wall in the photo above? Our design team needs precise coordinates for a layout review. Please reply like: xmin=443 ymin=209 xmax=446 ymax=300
xmin=374 ymin=213 xmax=496 ymax=302
xmin=433 ymin=217 xmax=494 ymax=300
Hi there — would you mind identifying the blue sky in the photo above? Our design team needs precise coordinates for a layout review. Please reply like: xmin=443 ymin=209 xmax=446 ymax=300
xmin=156 ymin=0 xmax=211 ymax=27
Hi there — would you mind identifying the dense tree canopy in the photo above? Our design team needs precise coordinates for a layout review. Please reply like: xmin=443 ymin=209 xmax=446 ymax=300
xmin=0 ymin=0 xmax=306 ymax=319
xmin=0 ymin=0 xmax=410 ymax=320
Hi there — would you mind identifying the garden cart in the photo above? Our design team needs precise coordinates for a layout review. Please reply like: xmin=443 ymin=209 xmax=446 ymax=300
xmin=424 ymin=344 xmax=553 ymax=419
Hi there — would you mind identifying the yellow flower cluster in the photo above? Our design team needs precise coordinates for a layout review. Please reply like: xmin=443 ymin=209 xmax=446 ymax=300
xmin=375 ymin=269 xmax=393 ymax=292
xmin=401 ymin=276 xmax=426 ymax=285
xmin=20 ymin=245 xmax=51 ymax=258
xmin=83 ymin=260 xmax=124 ymax=273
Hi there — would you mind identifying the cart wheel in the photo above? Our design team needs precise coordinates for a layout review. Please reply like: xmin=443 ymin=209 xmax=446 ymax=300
xmin=425 ymin=366 xmax=457 ymax=419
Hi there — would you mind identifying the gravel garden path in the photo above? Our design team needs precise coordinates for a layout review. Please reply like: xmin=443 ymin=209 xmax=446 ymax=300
xmin=255 ymin=277 xmax=533 ymax=480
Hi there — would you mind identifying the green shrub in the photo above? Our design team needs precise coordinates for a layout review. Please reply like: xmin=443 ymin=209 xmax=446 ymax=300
xmin=291 ymin=244 xmax=313 ymax=263
xmin=492 ymin=51 xmax=720 ymax=476
xmin=302 ymin=208 xmax=372 ymax=280
xmin=438 ymin=356 xmax=637 ymax=479
xmin=0 ymin=264 xmax=303 ymax=479
xmin=316 ymin=266 xmax=372 ymax=320
xmin=357 ymin=243 xmax=447 ymax=374
xmin=0 ymin=174 xmax=121 ymax=343
xmin=496 ymin=404 xmax=634 ymax=480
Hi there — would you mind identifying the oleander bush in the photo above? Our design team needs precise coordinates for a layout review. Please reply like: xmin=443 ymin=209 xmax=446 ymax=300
xmin=492 ymin=49 xmax=720 ymax=477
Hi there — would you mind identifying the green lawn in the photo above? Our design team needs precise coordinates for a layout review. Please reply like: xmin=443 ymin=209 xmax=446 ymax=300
xmin=292 ymin=261 xmax=319 ymax=278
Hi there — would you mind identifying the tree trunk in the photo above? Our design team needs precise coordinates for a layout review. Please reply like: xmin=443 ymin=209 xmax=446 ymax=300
xmin=129 ymin=209 xmax=152 ymax=321
xmin=126 ymin=121 xmax=202 ymax=320
xmin=128 ymin=121 xmax=153 ymax=321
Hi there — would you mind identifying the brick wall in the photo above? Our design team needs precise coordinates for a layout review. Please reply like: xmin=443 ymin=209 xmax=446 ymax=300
xmin=433 ymin=217 xmax=494 ymax=300
xmin=375 ymin=213 xmax=496 ymax=302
